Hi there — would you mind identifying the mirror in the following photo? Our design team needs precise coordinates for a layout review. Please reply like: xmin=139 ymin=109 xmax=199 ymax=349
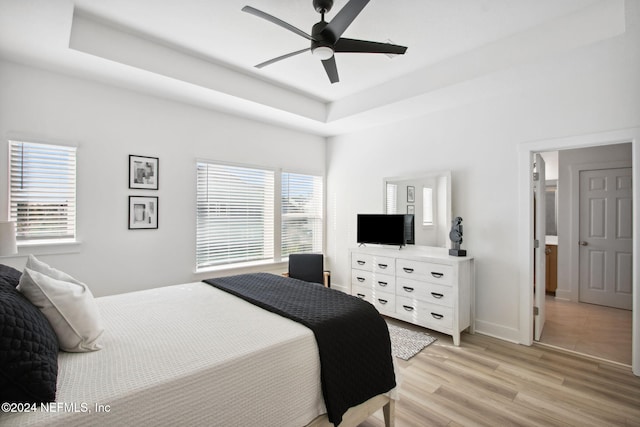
xmin=383 ymin=171 xmax=451 ymax=248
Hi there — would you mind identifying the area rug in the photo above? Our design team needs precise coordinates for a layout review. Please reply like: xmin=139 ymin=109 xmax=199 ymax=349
xmin=387 ymin=323 xmax=437 ymax=360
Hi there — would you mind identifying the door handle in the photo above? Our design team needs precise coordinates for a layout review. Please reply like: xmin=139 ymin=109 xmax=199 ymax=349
xmin=578 ymin=241 xmax=588 ymax=246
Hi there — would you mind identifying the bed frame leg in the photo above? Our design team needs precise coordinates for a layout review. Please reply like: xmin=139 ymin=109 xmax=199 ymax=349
xmin=383 ymin=399 xmax=395 ymax=427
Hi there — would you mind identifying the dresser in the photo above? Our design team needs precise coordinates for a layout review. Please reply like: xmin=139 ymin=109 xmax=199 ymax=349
xmin=350 ymin=246 xmax=474 ymax=346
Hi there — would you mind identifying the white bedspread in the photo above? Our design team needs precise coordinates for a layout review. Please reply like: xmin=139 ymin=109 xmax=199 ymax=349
xmin=2 ymin=282 xmax=326 ymax=426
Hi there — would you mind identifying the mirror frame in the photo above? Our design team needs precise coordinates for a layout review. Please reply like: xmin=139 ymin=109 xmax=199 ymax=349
xmin=383 ymin=170 xmax=452 ymax=248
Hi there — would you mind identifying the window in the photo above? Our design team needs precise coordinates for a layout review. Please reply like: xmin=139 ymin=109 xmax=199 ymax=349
xmin=8 ymin=140 xmax=77 ymax=244
xmin=422 ymin=187 xmax=433 ymax=226
xmin=385 ymin=183 xmax=398 ymax=214
xmin=281 ymin=172 xmax=323 ymax=257
xmin=196 ymin=162 xmax=275 ymax=269
xmin=196 ymin=162 xmax=324 ymax=270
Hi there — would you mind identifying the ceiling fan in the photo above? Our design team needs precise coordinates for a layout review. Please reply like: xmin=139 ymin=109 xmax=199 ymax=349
xmin=242 ymin=0 xmax=408 ymax=84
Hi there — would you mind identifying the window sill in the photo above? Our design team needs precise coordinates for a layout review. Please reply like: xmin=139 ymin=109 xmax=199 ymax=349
xmin=2 ymin=240 xmax=83 ymax=258
xmin=194 ymin=259 xmax=288 ymax=276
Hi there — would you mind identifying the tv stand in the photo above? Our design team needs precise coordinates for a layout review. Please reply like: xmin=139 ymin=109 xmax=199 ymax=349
xmin=350 ymin=246 xmax=474 ymax=346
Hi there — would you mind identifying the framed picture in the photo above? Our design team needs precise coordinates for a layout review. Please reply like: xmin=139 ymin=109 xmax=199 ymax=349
xmin=407 ymin=186 xmax=415 ymax=203
xmin=407 ymin=205 xmax=415 ymax=215
xmin=129 ymin=196 xmax=158 ymax=229
xmin=129 ymin=155 xmax=158 ymax=190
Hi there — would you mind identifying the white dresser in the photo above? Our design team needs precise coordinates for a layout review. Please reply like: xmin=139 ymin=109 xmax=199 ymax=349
xmin=350 ymin=246 xmax=474 ymax=346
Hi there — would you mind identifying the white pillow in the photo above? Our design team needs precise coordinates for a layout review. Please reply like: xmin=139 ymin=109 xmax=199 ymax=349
xmin=17 ymin=255 xmax=104 ymax=352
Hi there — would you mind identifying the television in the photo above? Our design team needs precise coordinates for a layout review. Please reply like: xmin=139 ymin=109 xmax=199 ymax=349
xmin=357 ymin=214 xmax=414 ymax=247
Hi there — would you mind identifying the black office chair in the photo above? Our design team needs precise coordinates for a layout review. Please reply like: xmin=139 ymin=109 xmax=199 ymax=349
xmin=286 ymin=253 xmax=331 ymax=287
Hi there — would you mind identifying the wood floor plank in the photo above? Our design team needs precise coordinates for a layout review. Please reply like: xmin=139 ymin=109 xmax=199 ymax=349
xmin=357 ymin=321 xmax=640 ymax=427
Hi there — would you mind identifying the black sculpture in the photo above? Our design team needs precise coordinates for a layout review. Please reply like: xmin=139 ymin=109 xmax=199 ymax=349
xmin=449 ymin=216 xmax=467 ymax=257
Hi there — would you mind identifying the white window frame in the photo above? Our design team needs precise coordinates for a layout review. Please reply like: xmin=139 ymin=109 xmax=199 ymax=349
xmin=422 ymin=186 xmax=434 ymax=227
xmin=196 ymin=160 xmax=324 ymax=272
xmin=281 ymin=171 xmax=323 ymax=258
xmin=8 ymin=140 xmax=77 ymax=247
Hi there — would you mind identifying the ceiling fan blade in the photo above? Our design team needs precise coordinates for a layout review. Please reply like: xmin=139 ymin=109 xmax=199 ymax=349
xmin=242 ymin=6 xmax=314 ymax=41
xmin=255 ymin=48 xmax=310 ymax=69
xmin=334 ymin=38 xmax=407 ymax=55
xmin=321 ymin=56 xmax=339 ymax=84
xmin=322 ymin=0 xmax=369 ymax=41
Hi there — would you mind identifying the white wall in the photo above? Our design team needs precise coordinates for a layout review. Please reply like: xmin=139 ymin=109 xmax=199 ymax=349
xmin=326 ymin=2 xmax=640 ymax=342
xmin=0 ymin=60 xmax=325 ymax=296
xmin=556 ymin=143 xmax=633 ymax=301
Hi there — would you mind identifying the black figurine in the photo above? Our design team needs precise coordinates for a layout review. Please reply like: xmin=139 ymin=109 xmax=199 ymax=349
xmin=449 ymin=216 xmax=467 ymax=256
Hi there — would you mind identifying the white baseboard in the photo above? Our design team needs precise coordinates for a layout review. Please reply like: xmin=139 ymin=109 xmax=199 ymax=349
xmin=473 ymin=319 xmax=521 ymax=344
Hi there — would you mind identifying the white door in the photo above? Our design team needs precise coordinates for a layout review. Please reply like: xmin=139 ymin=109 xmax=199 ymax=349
xmin=534 ymin=154 xmax=546 ymax=340
xmin=579 ymin=167 xmax=633 ymax=310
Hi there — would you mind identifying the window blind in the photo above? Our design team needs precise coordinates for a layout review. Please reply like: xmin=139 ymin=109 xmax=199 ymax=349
xmin=423 ymin=187 xmax=434 ymax=226
xmin=9 ymin=141 xmax=77 ymax=243
xmin=196 ymin=162 xmax=274 ymax=269
xmin=281 ymin=172 xmax=323 ymax=257
xmin=386 ymin=183 xmax=398 ymax=214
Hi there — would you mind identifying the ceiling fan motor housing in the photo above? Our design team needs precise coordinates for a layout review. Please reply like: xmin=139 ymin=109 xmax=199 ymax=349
xmin=313 ymin=0 xmax=334 ymax=14
xmin=311 ymin=21 xmax=336 ymax=53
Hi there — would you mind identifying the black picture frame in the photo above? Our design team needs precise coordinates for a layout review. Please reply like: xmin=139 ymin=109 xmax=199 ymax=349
xmin=407 ymin=186 xmax=415 ymax=203
xmin=128 ymin=196 xmax=158 ymax=229
xmin=129 ymin=155 xmax=159 ymax=190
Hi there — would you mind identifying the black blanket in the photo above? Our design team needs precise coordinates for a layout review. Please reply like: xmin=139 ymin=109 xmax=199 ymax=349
xmin=203 ymin=273 xmax=396 ymax=426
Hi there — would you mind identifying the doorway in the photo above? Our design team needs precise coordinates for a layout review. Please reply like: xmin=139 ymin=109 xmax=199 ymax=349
xmin=535 ymin=146 xmax=633 ymax=364
xmin=517 ymin=127 xmax=640 ymax=376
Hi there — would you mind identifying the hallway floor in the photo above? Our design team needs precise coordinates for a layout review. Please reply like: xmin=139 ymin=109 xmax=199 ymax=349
xmin=538 ymin=295 xmax=632 ymax=365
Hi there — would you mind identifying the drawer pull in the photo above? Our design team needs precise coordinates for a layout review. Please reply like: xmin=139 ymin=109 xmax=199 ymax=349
xmin=378 ymin=281 xmax=388 ymax=287
xmin=402 ymin=305 xmax=414 ymax=312
xmin=378 ymin=263 xmax=388 ymax=269
xmin=378 ymin=298 xmax=388 ymax=304
xmin=356 ymin=277 xmax=365 ymax=282
xmin=356 ymin=293 xmax=366 ymax=298
xmin=431 ymin=272 xmax=444 ymax=279
xmin=431 ymin=292 xmax=444 ymax=299
xmin=402 ymin=286 xmax=414 ymax=293
xmin=403 ymin=267 xmax=414 ymax=273
xmin=431 ymin=312 xmax=444 ymax=320
xmin=357 ymin=260 xmax=366 ymax=265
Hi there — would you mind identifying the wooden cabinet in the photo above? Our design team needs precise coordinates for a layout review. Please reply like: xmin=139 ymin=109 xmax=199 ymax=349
xmin=351 ymin=247 xmax=474 ymax=346
xmin=545 ymin=244 xmax=558 ymax=294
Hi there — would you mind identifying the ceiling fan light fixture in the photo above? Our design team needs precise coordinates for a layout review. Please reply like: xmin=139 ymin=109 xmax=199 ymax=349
xmin=312 ymin=45 xmax=334 ymax=60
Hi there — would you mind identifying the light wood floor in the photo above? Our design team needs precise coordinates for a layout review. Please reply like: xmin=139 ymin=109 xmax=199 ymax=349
xmin=538 ymin=296 xmax=632 ymax=365
xmin=360 ymin=319 xmax=640 ymax=427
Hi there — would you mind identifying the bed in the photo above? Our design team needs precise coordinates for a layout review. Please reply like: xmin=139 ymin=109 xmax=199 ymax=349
xmin=0 ymin=270 xmax=396 ymax=427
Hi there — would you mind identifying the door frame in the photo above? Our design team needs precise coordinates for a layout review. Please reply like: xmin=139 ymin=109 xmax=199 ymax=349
xmin=570 ymin=162 xmax=632 ymax=303
xmin=517 ymin=127 xmax=640 ymax=376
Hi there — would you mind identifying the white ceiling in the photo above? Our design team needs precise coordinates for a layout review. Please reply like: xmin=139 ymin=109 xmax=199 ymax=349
xmin=0 ymin=0 xmax=622 ymax=135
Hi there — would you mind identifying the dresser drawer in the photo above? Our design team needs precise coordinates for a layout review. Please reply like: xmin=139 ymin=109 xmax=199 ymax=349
xmin=351 ymin=270 xmax=395 ymax=292
xmin=395 ymin=296 xmax=454 ymax=330
xmin=396 ymin=278 xmax=454 ymax=308
xmin=352 ymin=253 xmax=396 ymax=275
xmin=352 ymin=286 xmax=395 ymax=316
xmin=396 ymin=259 xmax=453 ymax=286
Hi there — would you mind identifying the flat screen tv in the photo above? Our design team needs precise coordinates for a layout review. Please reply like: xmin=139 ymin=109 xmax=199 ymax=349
xmin=357 ymin=214 xmax=414 ymax=247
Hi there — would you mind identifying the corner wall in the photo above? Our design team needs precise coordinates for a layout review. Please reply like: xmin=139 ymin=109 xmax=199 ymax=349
xmin=326 ymin=2 xmax=640 ymax=342
xmin=0 ymin=60 xmax=325 ymax=296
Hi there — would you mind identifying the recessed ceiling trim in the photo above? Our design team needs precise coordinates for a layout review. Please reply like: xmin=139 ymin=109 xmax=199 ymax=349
xmin=69 ymin=9 xmax=328 ymax=124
